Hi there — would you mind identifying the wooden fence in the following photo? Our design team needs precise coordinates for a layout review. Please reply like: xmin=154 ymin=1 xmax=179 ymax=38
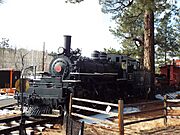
xmin=165 ymin=96 xmax=180 ymax=124
xmin=65 ymin=115 xmax=84 ymax=135
xmin=68 ymin=93 xmax=124 ymax=134
xmin=68 ymin=94 xmax=180 ymax=135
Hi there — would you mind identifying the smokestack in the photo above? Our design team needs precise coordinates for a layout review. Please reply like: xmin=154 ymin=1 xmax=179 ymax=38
xmin=64 ymin=35 xmax=71 ymax=56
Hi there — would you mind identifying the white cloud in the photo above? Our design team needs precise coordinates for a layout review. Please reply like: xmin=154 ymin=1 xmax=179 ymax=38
xmin=0 ymin=0 xmax=120 ymax=57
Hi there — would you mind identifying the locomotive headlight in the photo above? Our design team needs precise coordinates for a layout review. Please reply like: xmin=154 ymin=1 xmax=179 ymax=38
xmin=54 ymin=64 xmax=62 ymax=73
xmin=58 ymin=47 xmax=64 ymax=55
xmin=49 ymin=56 xmax=71 ymax=77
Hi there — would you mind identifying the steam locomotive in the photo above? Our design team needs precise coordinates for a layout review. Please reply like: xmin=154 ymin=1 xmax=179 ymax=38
xmin=15 ymin=35 xmax=141 ymax=116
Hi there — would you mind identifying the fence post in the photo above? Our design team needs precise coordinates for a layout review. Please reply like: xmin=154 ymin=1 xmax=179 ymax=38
xmin=164 ymin=95 xmax=167 ymax=126
xmin=66 ymin=115 xmax=69 ymax=135
xmin=69 ymin=93 xmax=73 ymax=117
xmin=118 ymin=100 xmax=124 ymax=135
xmin=70 ymin=120 xmax=73 ymax=135
xmin=81 ymin=121 xmax=84 ymax=135
xmin=66 ymin=93 xmax=73 ymax=135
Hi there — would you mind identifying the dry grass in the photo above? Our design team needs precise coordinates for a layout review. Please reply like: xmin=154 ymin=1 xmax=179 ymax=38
xmin=40 ymin=99 xmax=180 ymax=135
xmin=83 ymin=101 xmax=180 ymax=135
xmin=1 ymin=100 xmax=179 ymax=135
xmin=83 ymin=118 xmax=180 ymax=135
xmin=5 ymin=118 xmax=175 ymax=135
xmin=41 ymin=125 xmax=66 ymax=135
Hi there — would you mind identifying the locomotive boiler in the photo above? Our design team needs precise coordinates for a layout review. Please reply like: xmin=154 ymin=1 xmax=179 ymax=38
xmin=15 ymin=35 xmax=138 ymax=116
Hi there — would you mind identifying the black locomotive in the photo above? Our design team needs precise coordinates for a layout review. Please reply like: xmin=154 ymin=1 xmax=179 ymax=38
xmin=15 ymin=35 xmax=141 ymax=116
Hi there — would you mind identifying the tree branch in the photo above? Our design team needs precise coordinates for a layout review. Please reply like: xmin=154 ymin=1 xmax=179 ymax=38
xmin=132 ymin=38 xmax=143 ymax=47
xmin=123 ymin=35 xmax=143 ymax=48
xmin=113 ymin=0 xmax=133 ymax=8
xmin=107 ymin=0 xmax=133 ymax=12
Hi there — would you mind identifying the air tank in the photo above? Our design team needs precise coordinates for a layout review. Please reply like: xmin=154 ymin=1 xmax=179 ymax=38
xmin=91 ymin=50 xmax=100 ymax=60
xmin=100 ymin=52 xmax=107 ymax=61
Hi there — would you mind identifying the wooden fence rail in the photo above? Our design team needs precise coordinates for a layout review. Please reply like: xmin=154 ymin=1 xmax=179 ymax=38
xmin=67 ymin=94 xmax=180 ymax=135
xmin=68 ymin=93 xmax=123 ymax=135
xmin=166 ymin=97 xmax=180 ymax=121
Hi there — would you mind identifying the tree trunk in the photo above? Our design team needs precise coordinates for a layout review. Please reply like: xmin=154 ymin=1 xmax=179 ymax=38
xmin=144 ymin=9 xmax=155 ymax=96
xmin=164 ymin=50 xmax=167 ymax=65
xmin=140 ymin=35 xmax=144 ymax=70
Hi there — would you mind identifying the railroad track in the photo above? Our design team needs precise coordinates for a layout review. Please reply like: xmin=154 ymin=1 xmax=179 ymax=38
xmin=0 ymin=114 xmax=63 ymax=134
xmin=0 ymin=98 xmax=17 ymax=109
xmin=0 ymin=97 xmax=63 ymax=134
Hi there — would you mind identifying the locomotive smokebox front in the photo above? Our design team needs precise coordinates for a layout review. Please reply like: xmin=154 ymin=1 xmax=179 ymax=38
xmin=64 ymin=35 xmax=71 ymax=56
xmin=49 ymin=35 xmax=72 ymax=77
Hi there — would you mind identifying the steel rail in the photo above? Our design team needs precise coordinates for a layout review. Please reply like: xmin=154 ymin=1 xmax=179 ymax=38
xmin=0 ymin=115 xmax=21 ymax=123
xmin=0 ymin=117 xmax=49 ymax=134
xmin=0 ymin=98 xmax=17 ymax=109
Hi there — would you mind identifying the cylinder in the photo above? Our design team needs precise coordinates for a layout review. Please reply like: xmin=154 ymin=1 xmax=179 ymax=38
xmin=64 ymin=35 xmax=71 ymax=56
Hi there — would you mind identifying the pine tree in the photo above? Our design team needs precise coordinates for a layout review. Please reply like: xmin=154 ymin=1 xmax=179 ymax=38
xmin=104 ymin=47 xmax=122 ymax=54
xmin=101 ymin=0 xmax=179 ymax=93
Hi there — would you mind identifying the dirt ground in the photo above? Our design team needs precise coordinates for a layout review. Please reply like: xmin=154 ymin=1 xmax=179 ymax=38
xmin=83 ymin=118 xmax=180 ymax=135
xmin=41 ymin=100 xmax=180 ymax=135
xmin=40 ymin=118 xmax=180 ymax=135
xmin=82 ymin=100 xmax=180 ymax=135
xmin=1 ymin=100 xmax=179 ymax=135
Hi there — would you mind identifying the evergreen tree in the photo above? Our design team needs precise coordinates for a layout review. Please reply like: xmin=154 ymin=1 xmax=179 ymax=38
xmin=101 ymin=0 xmax=178 ymax=67
xmin=99 ymin=0 xmax=156 ymax=93
xmin=156 ymin=12 xmax=180 ymax=65
xmin=104 ymin=47 xmax=122 ymax=54
xmin=101 ymin=1 xmax=179 ymax=93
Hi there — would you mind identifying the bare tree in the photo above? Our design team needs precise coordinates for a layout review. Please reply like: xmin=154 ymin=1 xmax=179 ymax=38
xmin=19 ymin=49 xmax=29 ymax=71
xmin=0 ymin=38 xmax=9 ymax=68
xmin=13 ymin=47 xmax=18 ymax=69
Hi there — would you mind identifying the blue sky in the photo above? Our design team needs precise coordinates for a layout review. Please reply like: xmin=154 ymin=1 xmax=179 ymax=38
xmin=0 ymin=0 xmax=120 ymax=57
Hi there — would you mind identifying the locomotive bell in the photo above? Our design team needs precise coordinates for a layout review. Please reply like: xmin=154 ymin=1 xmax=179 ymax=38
xmin=64 ymin=35 xmax=71 ymax=56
